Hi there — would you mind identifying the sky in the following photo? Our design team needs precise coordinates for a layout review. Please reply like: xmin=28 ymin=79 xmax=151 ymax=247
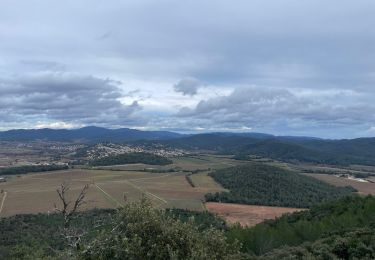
xmin=0 ymin=0 xmax=374 ymax=138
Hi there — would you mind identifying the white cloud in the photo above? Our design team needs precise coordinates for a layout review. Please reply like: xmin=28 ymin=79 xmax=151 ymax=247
xmin=35 ymin=121 xmax=80 ymax=129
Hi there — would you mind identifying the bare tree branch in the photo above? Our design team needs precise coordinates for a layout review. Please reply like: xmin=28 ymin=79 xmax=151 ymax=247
xmin=54 ymin=182 xmax=89 ymax=228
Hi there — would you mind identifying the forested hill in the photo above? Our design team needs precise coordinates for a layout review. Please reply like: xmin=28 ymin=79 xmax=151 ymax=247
xmin=205 ymin=163 xmax=356 ymax=208
xmin=89 ymin=152 xmax=173 ymax=166
xmin=161 ymin=134 xmax=375 ymax=166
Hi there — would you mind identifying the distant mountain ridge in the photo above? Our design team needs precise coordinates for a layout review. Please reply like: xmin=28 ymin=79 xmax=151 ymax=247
xmin=0 ymin=126 xmax=183 ymax=142
xmin=160 ymin=133 xmax=375 ymax=166
xmin=2 ymin=126 xmax=375 ymax=166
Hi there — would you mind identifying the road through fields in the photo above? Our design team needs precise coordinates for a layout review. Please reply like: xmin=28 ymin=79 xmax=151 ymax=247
xmin=0 ymin=191 xmax=7 ymax=216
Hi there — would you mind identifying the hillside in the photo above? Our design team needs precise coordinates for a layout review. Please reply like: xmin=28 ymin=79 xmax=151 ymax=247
xmin=163 ymin=134 xmax=375 ymax=166
xmin=1 ymin=196 xmax=374 ymax=259
xmin=2 ymin=127 xmax=375 ymax=166
xmin=227 ymin=195 xmax=375 ymax=257
xmin=205 ymin=163 xmax=356 ymax=208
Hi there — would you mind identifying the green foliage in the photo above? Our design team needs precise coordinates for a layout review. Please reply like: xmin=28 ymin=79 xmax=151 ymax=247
xmin=261 ymin=228 xmax=375 ymax=259
xmin=166 ymin=208 xmax=227 ymax=231
xmin=0 ymin=164 xmax=69 ymax=176
xmin=226 ymin=195 xmax=375 ymax=255
xmin=2 ymin=193 xmax=374 ymax=259
xmin=205 ymin=163 xmax=355 ymax=208
xmin=79 ymin=198 xmax=241 ymax=260
xmin=89 ymin=152 xmax=172 ymax=166
xmin=0 ymin=209 xmax=115 ymax=259
xmin=232 ymin=139 xmax=356 ymax=165
xmin=0 ymin=206 xmax=235 ymax=259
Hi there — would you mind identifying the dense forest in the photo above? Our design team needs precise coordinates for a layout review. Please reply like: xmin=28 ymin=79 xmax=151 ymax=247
xmin=89 ymin=152 xmax=172 ymax=166
xmin=227 ymin=195 xmax=375 ymax=258
xmin=205 ymin=163 xmax=356 ymax=208
xmin=0 ymin=164 xmax=69 ymax=176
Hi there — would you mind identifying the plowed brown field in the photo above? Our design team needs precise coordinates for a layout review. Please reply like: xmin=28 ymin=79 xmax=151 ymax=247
xmin=206 ymin=202 xmax=305 ymax=227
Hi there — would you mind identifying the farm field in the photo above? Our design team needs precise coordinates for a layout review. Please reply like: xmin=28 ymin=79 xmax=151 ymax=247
xmin=190 ymin=172 xmax=227 ymax=191
xmin=205 ymin=202 xmax=304 ymax=227
xmin=292 ymin=163 xmax=375 ymax=176
xmin=97 ymin=155 xmax=242 ymax=172
xmin=304 ymin=173 xmax=375 ymax=195
xmin=0 ymin=163 xmax=227 ymax=217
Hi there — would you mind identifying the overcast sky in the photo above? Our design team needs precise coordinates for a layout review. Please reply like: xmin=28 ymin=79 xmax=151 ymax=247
xmin=0 ymin=0 xmax=374 ymax=138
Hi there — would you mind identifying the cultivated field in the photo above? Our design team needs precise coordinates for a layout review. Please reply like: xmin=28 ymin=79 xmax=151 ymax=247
xmin=205 ymin=202 xmax=304 ymax=227
xmin=304 ymin=173 xmax=375 ymax=195
xmin=97 ymin=155 xmax=242 ymax=172
xmin=0 ymin=157 xmax=229 ymax=217
xmin=4 ymin=154 xmax=358 ymax=229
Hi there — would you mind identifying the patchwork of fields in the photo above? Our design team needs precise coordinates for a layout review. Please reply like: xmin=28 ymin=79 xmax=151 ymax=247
xmin=0 ymin=155 xmax=233 ymax=217
xmin=1 ymin=154 xmax=374 ymax=228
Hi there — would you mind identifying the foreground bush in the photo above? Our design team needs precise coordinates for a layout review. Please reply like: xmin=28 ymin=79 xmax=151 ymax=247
xmin=79 ymin=198 xmax=241 ymax=260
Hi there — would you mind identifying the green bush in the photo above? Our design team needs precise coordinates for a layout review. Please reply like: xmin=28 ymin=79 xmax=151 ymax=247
xmin=79 ymin=198 xmax=241 ymax=260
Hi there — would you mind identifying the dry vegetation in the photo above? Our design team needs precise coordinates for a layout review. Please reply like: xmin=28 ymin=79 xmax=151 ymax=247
xmin=206 ymin=202 xmax=304 ymax=227
xmin=304 ymin=173 xmax=375 ymax=195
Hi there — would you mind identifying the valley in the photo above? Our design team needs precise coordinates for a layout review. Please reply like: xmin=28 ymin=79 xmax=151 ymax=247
xmin=1 ymin=145 xmax=374 ymax=225
xmin=1 ymin=130 xmax=375 ymax=259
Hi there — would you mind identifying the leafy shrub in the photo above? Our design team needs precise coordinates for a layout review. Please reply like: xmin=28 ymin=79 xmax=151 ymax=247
xmin=79 ymin=198 xmax=241 ymax=260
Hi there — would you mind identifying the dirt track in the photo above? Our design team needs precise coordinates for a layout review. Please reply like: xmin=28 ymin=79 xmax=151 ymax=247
xmin=0 ymin=191 xmax=7 ymax=216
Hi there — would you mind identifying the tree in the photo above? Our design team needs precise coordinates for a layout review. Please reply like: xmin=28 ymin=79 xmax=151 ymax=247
xmin=79 ymin=197 xmax=242 ymax=260
xmin=54 ymin=182 xmax=89 ymax=228
xmin=54 ymin=182 xmax=90 ymax=253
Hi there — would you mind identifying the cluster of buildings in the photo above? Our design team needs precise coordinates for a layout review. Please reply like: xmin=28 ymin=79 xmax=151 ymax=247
xmin=84 ymin=143 xmax=187 ymax=160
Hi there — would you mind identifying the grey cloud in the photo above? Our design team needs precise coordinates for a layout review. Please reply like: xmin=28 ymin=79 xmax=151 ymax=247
xmin=173 ymin=78 xmax=202 ymax=96
xmin=19 ymin=60 xmax=66 ymax=72
xmin=0 ymin=72 xmax=143 ymax=127
xmin=176 ymin=87 xmax=375 ymax=137
xmin=1 ymin=1 xmax=374 ymax=86
xmin=0 ymin=0 xmax=374 ymax=136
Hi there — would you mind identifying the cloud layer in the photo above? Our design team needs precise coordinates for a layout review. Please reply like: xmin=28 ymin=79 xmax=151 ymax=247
xmin=176 ymin=87 xmax=374 ymax=137
xmin=0 ymin=73 xmax=142 ymax=127
xmin=0 ymin=0 xmax=374 ymax=137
